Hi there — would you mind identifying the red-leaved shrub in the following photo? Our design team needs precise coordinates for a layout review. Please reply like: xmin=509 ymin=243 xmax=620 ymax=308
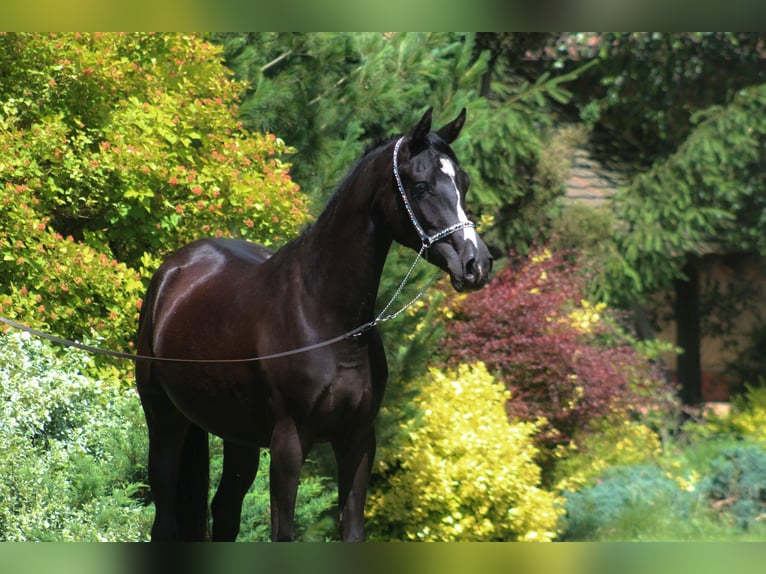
xmin=443 ymin=247 xmax=670 ymax=449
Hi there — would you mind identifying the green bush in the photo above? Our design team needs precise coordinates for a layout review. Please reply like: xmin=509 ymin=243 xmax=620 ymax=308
xmin=701 ymin=445 xmax=766 ymax=531
xmin=0 ymin=33 xmax=310 ymax=356
xmin=703 ymin=384 xmax=766 ymax=444
xmin=560 ymin=465 xmax=696 ymax=541
xmin=0 ymin=329 xmax=341 ymax=542
xmin=553 ymin=419 xmax=663 ymax=493
xmin=0 ymin=331 xmax=151 ymax=541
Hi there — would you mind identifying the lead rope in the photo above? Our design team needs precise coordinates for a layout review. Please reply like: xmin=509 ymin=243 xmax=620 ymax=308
xmin=0 ymin=245 xmax=434 ymax=363
xmin=0 ymin=139 xmax=437 ymax=363
xmin=367 ymin=243 xmax=433 ymax=326
xmin=0 ymin=134 xmax=473 ymax=363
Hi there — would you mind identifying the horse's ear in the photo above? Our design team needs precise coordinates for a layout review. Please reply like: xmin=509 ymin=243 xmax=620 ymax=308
xmin=410 ymin=107 xmax=433 ymax=146
xmin=436 ymin=108 xmax=466 ymax=144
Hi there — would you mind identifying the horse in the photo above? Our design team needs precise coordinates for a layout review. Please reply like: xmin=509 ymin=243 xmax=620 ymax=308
xmin=134 ymin=108 xmax=492 ymax=542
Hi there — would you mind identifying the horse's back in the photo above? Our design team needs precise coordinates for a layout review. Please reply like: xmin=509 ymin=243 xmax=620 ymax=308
xmin=161 ymin=237 xmax=273 ymax=271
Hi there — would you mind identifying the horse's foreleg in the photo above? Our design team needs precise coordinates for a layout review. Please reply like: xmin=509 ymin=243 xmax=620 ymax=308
xmin=211 ymin=441 xmax=260 ymax=541
xmin=332 ymin=427 xmax=376 ymax=542
xmin=268 ymin=419 xmax=308 ymax=541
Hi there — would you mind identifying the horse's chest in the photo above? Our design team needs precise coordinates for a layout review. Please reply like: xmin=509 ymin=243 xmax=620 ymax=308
xmin=316 ymin=369 xmax=373 ymax=416
xmin=273 ymin=358 xmax=380 ymax=432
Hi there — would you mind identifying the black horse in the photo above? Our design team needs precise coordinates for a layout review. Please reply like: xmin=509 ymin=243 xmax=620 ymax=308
xmin=135 ymin=108 xmax=492 ymax=541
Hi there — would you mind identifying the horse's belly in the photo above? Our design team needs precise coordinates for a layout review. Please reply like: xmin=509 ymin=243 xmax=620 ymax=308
xmin=161 ymin=371 xmax=273 ymax=446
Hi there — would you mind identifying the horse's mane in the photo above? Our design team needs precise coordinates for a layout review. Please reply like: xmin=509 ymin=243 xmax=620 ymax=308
xmin=362 ymin=133 xmax=398 ymax=157
xmin=294 ymin=135 xmax=399 ymax=241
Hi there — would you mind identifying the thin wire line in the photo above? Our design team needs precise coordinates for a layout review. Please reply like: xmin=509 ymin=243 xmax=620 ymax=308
xmin=0 ymin=248 xmax=434 ymax=364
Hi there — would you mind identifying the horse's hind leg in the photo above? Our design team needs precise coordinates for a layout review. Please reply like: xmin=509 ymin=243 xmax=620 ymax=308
xmin=137 ymin=373 xmax=195 ymax=542
xmin=144 ymin=411 xmax=189 ymax=540
xmin=269 ymin=419 xmax=310 ymax=541
xmin=210 ymin=441 xmax=260 ymax=541
xmin=176 ymin=424 xmax=210 ymax=541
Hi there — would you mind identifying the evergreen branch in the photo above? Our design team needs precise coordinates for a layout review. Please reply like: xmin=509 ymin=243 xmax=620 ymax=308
xmin=308 ymin=74 xmax=351 ymax=106
xmin=260 ymin=50 xmax=293 ymax=73
xmin=505 ymin=59 xmax=598 ymax=107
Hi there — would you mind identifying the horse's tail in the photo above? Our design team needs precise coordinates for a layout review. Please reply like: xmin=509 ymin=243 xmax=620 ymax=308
xmin=176 ymin=423 xmax=210 ymax=541
xmin=136 ymin=267 xmax=163 ymax=359
xmin=134 ymin=268 xmax=159 ymax=405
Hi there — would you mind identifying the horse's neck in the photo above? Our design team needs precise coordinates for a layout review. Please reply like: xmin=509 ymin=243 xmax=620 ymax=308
xmin=302 ymin=154 xmax=392 ymax=322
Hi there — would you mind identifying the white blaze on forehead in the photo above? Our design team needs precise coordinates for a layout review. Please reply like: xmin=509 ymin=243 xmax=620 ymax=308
xmin=439 ymin=157 xmax=478 ymax=248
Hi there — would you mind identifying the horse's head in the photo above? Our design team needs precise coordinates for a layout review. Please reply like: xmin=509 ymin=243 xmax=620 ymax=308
xmin=387 ymin=108 xmax=492 ymax=292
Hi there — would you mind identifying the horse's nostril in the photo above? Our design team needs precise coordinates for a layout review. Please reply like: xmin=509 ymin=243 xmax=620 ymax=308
xmin=465 ymin=257 xmax=477 ymax=278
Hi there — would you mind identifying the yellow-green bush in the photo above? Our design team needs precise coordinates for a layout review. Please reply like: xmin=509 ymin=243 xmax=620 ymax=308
xmin=367 ymin=363 xmax=562 ymax=541
xmin=552 ymin=418 xmax=663 ymax=493
xmin=0 ymin=33 xmax=310 ymax=358
xmin=705 ymin=384 xmax=766 ymax=443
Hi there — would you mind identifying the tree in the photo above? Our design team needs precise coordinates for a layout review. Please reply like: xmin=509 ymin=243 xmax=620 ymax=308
xmin=0 ymin=33 xmax=309 ymax=352
xmin=570 ymin=32 xmax=766 ymax=164
xmin=212 ymin=32 xmax=588 ymax=251
xmin=558 ymin=33 xmax=766 ymax=405
xmin=611 ymin=84 xmax=766 ymax=404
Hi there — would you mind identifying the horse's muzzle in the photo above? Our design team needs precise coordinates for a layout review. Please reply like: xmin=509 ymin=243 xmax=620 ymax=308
xmin=456 ymin=255 xmax=492 ymax=293
xmin=435 ymin=238 xmax=492 ymax=293
xmin=459 ymin=252 xmax=493 ymax=292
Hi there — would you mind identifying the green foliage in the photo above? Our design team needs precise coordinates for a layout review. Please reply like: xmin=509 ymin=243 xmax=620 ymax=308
xmin=588 ymin=82 xmax=766 ymax=305
xmin=702 ymin=384 xmax=766 ymax=444
xmin=559 ymin=392 xmax=766 ymax=541
xmin=561 ymin=450 xmax=766 ymax=542
xmin=0 ymin=228 xmax=144 ymax=354
xmin=367 ymin=363 xmax=562 ymax=541
xmin=553 ymin=419 xmax=663 ymax=494
xmin=481 ymin=68 xmax=593 ymax=252
xmin=214 ymin=33 xmax=482 ymax=204
xmin=0 ymin=331 xmax=151 ymax=541
xmin=0 ymin=329 xmax=339 ymax=542
xmin=702 ymin=445 xmax=766 ymax=531
xmin=548 ymin=203 xmax=624 ymax=302
xmin=213 ymin=32 xmax=589 ymax=253
xmin=728 ymin=386 xmax=766 ymax=443
xmin=0 ymin=32 xmax=310 ymax=354
xmin=571 ymin=33 xmax=766 ymax=163
xmin=217 ymin=34 xmax=481 ymax=197
xmin=559 ymin=33 xmax=766 ymax=306
xmin=560 ymin=465 xmax=698 ymax=541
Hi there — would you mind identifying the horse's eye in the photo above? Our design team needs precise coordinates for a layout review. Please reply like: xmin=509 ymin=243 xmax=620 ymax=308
xmin=413 ymin=182 xmax=430 ymax=197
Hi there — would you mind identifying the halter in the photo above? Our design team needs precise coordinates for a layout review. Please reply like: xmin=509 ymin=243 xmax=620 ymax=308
xmin=392 ymin=136 xmax=476 ymax=249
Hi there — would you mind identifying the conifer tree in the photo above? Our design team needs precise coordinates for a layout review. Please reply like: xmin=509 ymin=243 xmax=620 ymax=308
xmin=211 ymin=32 xmax=584 ymax=249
